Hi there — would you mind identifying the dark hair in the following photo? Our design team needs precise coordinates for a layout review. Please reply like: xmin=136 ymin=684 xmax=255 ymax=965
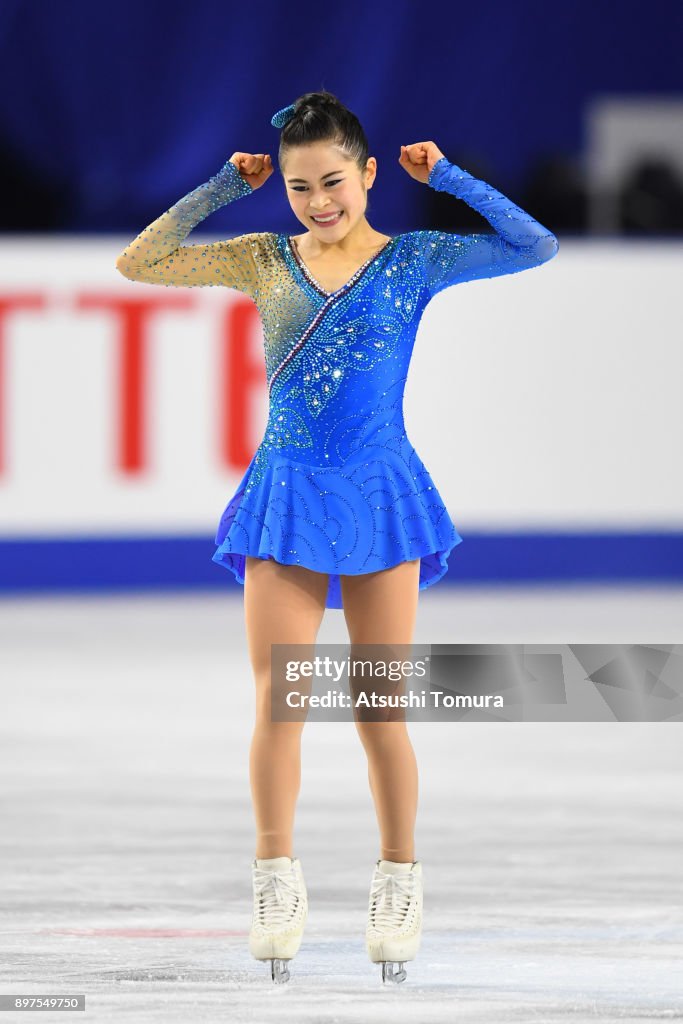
xmin=278 ymin=90 xmax=370 ymax=178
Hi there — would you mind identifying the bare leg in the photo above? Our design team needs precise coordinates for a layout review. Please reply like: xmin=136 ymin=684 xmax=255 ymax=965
xmin=244 ymin=556 xmax=328 ymax=859
xmin=340 ymin=559 xmax=421 ymax=863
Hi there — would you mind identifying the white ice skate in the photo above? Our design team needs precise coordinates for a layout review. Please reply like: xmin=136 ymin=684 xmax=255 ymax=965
xmin=365 ymin=859 xmax=423 ymax=983
xmin=249 ymin=855 xmax=308 ymax=983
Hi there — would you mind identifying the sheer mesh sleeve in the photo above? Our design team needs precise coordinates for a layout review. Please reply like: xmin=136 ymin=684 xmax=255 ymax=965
xmin=115 ymin=159 xmax=262 ymax=299
xmin=419 ymin=157 xmax=559 ymax=299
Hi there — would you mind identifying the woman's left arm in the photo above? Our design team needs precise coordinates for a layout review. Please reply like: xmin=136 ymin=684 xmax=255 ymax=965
xmin=401 ymin=143 xmax=559 ymax=299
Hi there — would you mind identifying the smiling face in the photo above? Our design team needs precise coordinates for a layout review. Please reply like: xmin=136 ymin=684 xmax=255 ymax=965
xmin=282 ymin=141 xmax=377 ymax=242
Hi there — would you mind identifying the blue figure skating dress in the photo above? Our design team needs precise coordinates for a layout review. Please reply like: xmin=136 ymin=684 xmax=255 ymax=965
xmin=116 ymin=156 xmax=558 ymax=608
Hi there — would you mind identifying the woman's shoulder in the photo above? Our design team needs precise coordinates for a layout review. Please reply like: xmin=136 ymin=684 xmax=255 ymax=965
xmin=219 ymin=231 xmax=281 ymax=261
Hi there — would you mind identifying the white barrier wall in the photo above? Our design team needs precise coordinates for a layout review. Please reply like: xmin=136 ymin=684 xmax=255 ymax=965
xmin=0 ymin=238 xmax=681 ymax=539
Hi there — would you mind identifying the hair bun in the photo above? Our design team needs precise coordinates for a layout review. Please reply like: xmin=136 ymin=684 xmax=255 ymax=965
xmin=302 ymin=91 xmax=342 ymax=114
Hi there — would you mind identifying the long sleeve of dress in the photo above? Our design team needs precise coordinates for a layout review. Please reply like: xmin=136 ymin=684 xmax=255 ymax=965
xmin=420 ymin=156 xmax=559 ymax=299
xmin=115 ymin=159 xmax=262 ymax=299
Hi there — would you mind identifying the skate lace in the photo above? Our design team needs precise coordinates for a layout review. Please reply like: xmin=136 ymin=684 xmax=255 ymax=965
xmin=369 ymin=871 xmax=416 ymax=931
xmin=253 ymin=866 xmax=302 ymax=928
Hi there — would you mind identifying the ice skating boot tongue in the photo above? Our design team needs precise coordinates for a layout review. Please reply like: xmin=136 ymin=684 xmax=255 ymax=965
xmin=255 ymin=856 xmax=293 ymax=870
xmin=378 ymin=859 xmax=413 ymax=874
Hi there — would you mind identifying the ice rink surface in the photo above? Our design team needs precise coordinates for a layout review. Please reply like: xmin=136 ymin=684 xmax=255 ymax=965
xmin=1 ymin=585 xmax=682 ymax=1022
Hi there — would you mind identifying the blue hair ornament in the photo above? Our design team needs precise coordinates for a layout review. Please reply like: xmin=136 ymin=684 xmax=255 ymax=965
xmin=270 ymin=103 xmax=296 ymax=128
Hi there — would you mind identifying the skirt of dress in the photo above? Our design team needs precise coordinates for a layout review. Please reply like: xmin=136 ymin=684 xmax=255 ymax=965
xmin=211 ymin=442 xmax=463 ymax=610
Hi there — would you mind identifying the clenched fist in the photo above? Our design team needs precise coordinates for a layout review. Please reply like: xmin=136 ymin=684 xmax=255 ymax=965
xmin=229 ymin=152 xmax=274 ymax=190
xmin=398 ymin=142 xmax=446 ymax=184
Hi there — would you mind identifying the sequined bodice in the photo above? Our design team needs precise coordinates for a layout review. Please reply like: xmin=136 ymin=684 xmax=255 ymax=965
xmin=252 ymin=231 xmax=426 ymax=470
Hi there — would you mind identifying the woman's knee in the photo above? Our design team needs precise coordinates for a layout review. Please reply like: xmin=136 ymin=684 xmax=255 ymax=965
xmin=252 ymin=708 xmax=306 ymax=743
xmin=252 ymin=673 xmax=310 ymax=729
xmin=354 ymin=718 xmax=410 ymax=751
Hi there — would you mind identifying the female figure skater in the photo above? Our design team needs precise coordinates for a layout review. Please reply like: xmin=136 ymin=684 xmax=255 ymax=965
xmin=116 ymin=90 xmax=558 ymax=985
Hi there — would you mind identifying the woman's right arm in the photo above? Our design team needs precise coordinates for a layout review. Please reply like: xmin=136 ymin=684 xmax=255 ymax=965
xmin=115 ymin=158 xmax=262 ymax=297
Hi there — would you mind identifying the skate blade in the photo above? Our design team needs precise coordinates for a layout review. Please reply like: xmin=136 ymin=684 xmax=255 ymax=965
xmin=381 ymin=960 xmax=407 ymax=983
xmin=270 ymin=958 xmax=290 ymax=983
